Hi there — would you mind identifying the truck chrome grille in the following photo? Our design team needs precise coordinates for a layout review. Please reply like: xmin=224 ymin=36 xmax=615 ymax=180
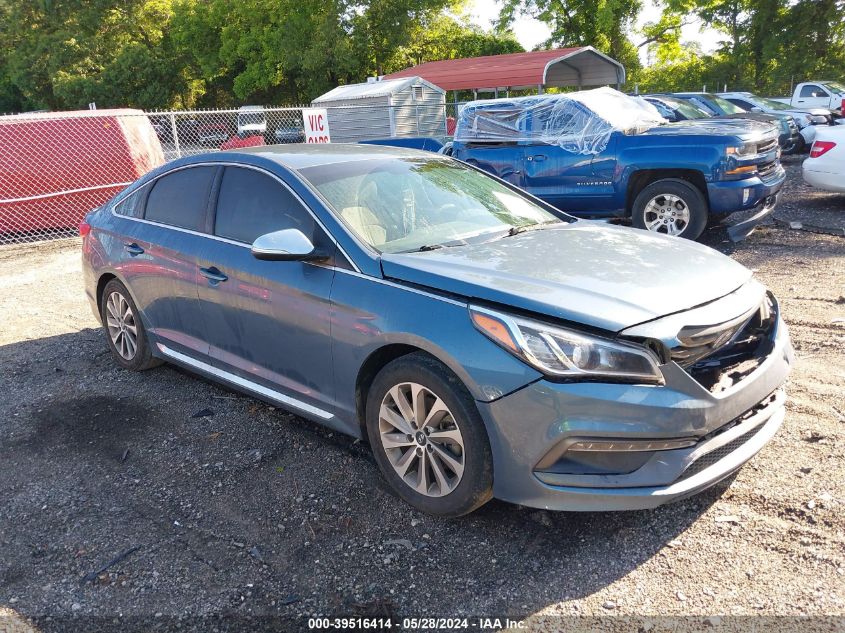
xmin=757 ymin=161 xmax=778 ymax=179
xmin=756 ymin=138 xmax=778 ymax=154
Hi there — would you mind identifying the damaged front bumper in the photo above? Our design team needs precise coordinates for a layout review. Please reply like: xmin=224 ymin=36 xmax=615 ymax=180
xmin=477 ymin=302 xmax=793 ymax=512
xmin=723 ymin=193 xmax=779 ymax=242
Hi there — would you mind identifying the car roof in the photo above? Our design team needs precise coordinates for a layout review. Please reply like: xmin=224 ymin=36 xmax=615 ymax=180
xmin=222 ymin=143 xmax=441 ymax=171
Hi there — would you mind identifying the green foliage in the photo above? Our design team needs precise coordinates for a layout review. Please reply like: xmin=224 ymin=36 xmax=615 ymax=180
xmin=0 ymin=0 xmax=198 ymax=110
xmin=0 ymin=0 xmax=525 ymax=110
xmin=0 ymin=0 xmax=841 ymax=111
xmin=498 ymin=0 xmax=643 ymax=74
xmin=646 ymin=0 xmax=845 ymax=95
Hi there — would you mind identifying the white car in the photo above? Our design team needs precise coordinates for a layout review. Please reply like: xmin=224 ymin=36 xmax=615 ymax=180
xmin=236 ymin=105 xmax=267 ymax=137
xmin=803 ymin=125 xmax=845 ymax=193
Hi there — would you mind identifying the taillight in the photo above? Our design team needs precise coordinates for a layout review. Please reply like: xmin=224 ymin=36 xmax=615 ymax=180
xmin=79 ymin=221 xmax=91 ymax=237
xmin=809 ymin=140 xmax=836 ymax=158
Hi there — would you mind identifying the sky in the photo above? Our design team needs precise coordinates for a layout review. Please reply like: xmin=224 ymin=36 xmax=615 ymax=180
xmin=465 ymin=0 xmax=724 ymax=65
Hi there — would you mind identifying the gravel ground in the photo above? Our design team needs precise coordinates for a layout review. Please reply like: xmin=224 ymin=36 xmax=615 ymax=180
xmin=0 ymin=157 xmax=843 ymax=632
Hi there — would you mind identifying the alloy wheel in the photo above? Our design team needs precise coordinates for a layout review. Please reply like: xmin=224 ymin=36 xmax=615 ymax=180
xmin=378 ymin=382 xmax=465 ymax=497
xmin=105 ymin=291 xmax=138 ymax=360
xmin=643 ymin=193 xmax=690 ymax=235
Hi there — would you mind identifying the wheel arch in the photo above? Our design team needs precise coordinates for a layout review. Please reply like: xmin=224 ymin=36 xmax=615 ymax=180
xmin=626 ymin=169 xmax=710 ymax=215
xmin=95 ymin=272 xmax=119 ymax=318
xmin=95 ymin=271 xmax=149 ymax=330
xmin=354 ymin=341 xmax=481 ymax=439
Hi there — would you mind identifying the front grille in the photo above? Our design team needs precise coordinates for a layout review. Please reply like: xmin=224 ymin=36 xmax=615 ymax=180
xmin=674 ymin=293 xmax=778 ymax=393
xmin=756 ymin=138 xmax=778 ymax=154
xmin=678 ymin=424 xmax=765 ymax=481
xmin=676 ymin=392 xmax=777 ymax=482
xmin=758 ymin=161 xmax=778 ymax=179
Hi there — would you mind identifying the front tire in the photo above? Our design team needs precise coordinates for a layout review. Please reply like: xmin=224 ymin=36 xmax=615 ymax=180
xmin=100 ymin=279 xmax=161 ymax=371
xmin=365 ymin=353 xmax=493 ymax=517
xmin=631 ymin=178 xmax=708 ymax=240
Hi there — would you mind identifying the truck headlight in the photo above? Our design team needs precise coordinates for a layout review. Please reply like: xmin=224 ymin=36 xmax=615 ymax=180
xmin=727 ymin=143 xmax=756 ymax=157
xmin=470 ymin=306 xmax=664 ymax=384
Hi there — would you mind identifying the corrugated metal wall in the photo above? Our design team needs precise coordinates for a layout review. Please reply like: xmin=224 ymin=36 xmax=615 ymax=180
xmin=389 ymin=84 xmax=446 ymax=138
xmin=318 ymin=82 xmax=446 ymax=142
xmin=320 ymin=96 xmax=393 ymax=143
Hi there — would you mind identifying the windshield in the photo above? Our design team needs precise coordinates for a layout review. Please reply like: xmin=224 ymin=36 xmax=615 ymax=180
xmin=239 ymin=113 xmax=265 ymax=125
xmin=673 ymin=100 xmax=710 ymax=119
xmin=300 ymin=157 xmax=565 ymax=253
xmin=754 ymin=96 xmax=791 ymax=111
xmin=710 ymin=95 xmax=747 ymax=115
xmin=821 ymin=81 xmax=845 ymax=94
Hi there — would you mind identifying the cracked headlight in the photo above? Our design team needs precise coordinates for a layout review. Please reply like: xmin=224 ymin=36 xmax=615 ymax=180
xmin=470 ymin=306 xmax=664 ymax=384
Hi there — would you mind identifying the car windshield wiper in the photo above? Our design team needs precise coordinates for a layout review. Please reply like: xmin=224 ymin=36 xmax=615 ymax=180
xmin=400 ymin=239 xmax=470 ymax=253
xmin=505 ymin=220 xmax=564 ymax=237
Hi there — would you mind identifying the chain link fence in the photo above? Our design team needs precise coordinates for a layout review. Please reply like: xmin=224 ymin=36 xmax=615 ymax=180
xmin=0 ymin=103 xmax=456 ymax=246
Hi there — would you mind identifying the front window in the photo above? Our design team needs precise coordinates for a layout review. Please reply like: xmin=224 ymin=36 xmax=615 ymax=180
xmin=300 ymin=158 xmax=565 ymax=254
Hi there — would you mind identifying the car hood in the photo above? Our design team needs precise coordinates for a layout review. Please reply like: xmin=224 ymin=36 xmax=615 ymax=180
xmin=719 ymin=112 xmax=793 ymax=129
xmin=642 ymin=119 xmax=776 ymax=142
xmin=380 ymin=222 xmax=753 ymax=333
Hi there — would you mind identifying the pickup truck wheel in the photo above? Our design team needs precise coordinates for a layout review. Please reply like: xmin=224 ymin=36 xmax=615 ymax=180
xmin=632 ymin=179 xmax=707 ymax=240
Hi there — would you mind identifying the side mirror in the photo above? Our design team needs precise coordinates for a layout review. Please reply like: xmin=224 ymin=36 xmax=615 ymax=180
xmin=750 ymin=107 xmax=763 ymax=113
xmin=251 ymin=229 xmax=324 ymax=261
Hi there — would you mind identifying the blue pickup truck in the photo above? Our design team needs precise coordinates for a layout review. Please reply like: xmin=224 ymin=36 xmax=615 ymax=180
xmin=446 ymin=88 xmax=786 ymax=241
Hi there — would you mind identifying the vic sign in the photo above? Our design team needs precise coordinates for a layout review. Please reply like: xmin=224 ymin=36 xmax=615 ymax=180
xmin=302 ymin=109 xmax=331 ymax=143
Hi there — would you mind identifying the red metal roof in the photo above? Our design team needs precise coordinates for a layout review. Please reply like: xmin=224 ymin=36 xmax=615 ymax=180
xmin=383 ymin=47 xmax=624 ymax=91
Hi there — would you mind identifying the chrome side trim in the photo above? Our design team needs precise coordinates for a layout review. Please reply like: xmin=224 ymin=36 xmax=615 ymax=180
xmin=109 ymin=161 xmax=361 ymax=273
xmin=156 ymin=343 xmax=334 ymax=420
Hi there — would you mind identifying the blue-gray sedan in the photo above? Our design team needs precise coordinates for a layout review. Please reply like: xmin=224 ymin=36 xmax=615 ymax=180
xmin=81 ymin=144 xmax=793 ymax=516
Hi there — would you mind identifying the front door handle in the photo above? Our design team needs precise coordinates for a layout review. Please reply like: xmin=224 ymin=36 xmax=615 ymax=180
xmin=531 ymin=154 xmax=547 ymax=162
xmin=199 ymin=266 xmax=228 ymax=283
xmin=123 ymin=242 xmax=144 ymax=256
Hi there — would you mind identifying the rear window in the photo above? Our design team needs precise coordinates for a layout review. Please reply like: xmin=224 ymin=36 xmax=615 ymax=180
xmin=144 ymin=166 xmax=216 ymax=231
xmin=214 ymin=167 xmax=313 ymax=244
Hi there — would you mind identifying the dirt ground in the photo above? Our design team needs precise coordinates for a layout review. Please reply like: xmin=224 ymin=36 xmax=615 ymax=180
xmin=0 ymin=156 xmax=843 ymax=632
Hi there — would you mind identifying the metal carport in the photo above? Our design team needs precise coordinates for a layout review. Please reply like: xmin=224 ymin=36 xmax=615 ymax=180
xmin=382 ymin=46 xmax=626 ymax=96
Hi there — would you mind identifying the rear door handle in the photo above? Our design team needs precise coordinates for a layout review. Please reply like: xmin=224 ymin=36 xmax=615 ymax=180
xmin=199 ymin=266 xmax=228 ymax=283
xmin=123 ymin=242 xmax=144 ymax=256
xmin=531 ymin=154 xmax=547 ymax=162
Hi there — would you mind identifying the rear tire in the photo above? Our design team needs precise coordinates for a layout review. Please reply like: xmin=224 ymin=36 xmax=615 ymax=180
xmin=365 ymin=353 xmax=493 ymax=517
xmin=631 ymin=178 xmax=708 ymax=240
xmin=100 ymin=279 xmax=161 ymax=371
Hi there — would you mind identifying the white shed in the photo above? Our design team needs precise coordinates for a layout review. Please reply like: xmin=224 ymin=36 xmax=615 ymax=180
xmin=312 ymin=76 xmax=447 ymax=143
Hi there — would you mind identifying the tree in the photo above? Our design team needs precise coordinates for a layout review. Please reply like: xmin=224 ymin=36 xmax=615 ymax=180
xmin=0 ymin=0 xmax=197 ymax=110
xmin=385 ymin=15 xmax=524 ymax=72
xmin=497 ymin=0 xmax=642 ymax=73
